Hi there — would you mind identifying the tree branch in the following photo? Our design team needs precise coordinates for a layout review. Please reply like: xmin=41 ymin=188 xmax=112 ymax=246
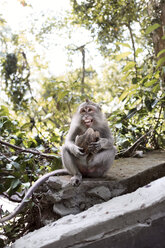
xmin=0 ymin=138 xmax=58 ymax=159
xmin=117 ymin=128 xmax=153 ymax=157
xmin=126 ymin=22 xmax=138 ymax=79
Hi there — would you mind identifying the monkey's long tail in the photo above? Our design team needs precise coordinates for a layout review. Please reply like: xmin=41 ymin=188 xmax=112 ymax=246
xmin=0 ymin=169 xmax=68 ymax=223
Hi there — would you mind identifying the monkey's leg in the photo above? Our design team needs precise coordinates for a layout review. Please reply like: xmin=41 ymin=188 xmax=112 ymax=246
xmin=61 ymin=145 xmax=83 ymax=186
xmin=87 ymin=148 xmax=116 ymax=177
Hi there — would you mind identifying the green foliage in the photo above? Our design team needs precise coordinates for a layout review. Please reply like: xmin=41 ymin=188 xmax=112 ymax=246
xmin=0 ymin=104 xmax=62 ymax=245
xmin=1 ymin=52 xmax=31 ymax=111
xmin=70 ymin=0 xmax=165 ymax=151
xmin=71 ymin=0 xmax=145 ymax=55
xmin=145 ymin=23 xmax=161 ymax=35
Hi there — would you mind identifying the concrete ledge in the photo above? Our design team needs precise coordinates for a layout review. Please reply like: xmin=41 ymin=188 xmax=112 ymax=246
xmin=34 ymin=150 xmax=165 ymax=222
xmin=12 ymin=176 xmax=165 ymax=248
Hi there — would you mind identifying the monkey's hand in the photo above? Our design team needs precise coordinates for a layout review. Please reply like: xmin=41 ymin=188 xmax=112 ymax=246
xmin=88 ymin=138 xmax=112 ymax=153
xmin=88 ymin=141 xmax=101 ymax=154
xmin=70 ymin=144 xmax=85 ymax=158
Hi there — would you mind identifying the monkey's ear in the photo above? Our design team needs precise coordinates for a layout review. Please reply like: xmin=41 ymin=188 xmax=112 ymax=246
xmin=98 ymin=103 xmax=102 ymax=110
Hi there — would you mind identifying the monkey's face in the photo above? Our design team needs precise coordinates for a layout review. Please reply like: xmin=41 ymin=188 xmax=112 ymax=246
xmin=80 ymin=105 xmax=97 ymax=128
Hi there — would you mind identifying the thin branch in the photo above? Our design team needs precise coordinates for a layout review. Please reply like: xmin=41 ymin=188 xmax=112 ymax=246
xmin=154 ymin=105 xmax=163 ymax=130
xmin=1 ymin=193 xmax=22 ymax=203
xmin=73 ymin=44 xmax=86 ymax=95
xmin=152 ymin=105 xmax=163 ymax=148
xmin=0 ymin=138 xmax=58 ymax=159
xmin=126 ymin=22 xmax=138 ymax=79
xmin=42 ymin=107 xmax=60 ymax=128
xmin=70 ymin=41 xmax=92 ymax=95
xmin=0 ymin=152 xmax=12 ymax=162
xmin=81 ymin=46 xmax=85 ymax=95
xmin=117 ymin=128 xmax=153 ymax=157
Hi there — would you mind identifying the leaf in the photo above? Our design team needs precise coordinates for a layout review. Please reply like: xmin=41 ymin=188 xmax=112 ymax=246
xmin=11 ymin=161 xmax=20 ymax=169
xmin=22 ymin=182 xmax=30 ymax=188
xmin=115 ymin=52 xmax=131 ymax=61
xmin=126 ymin=108 xmax=137 ymax=119
xmin=152 ymin=84 xmax=160 ymax=93
xmin=144 ymin=79 xmax=157 ymax=87
xmin=10 ymin=179 xmax=21 ymax=189
xmin=123 ymin=61 xmax=135 ymax=72
xmin=119 ymin=85 xmax=139 ymax=101
xmin=119 ymin=91 xmax=129 ymax=101
xmin=151 ymin=99 xmax=159 ymax=109
xmin=162 ymin=66 xmax=165 ymax=74
xmin=121 ymin=71 xmax=131 ymax=81
xmin=115 ymin=123 xmax=122 ymax=129
xmin=6 ymin=163 xmax=12 ymax=169
xmin=156 ymin=56 xmax=165 ymax=68
xmin=5 ymin=175 xmax=15 ymax=179
xmin=135 ymin=48 xmax=143 ymax=56
xmin=145 ymin=23 xmax=161 ymax=35
xmin=21 ymin=122 xmax=33 ymax=130
xmin=42 ymin=113 xmax=53 ymax=120
xmin=115 ymin=42 xmax=131 ymax=48
xmin=57 ymin=90 xmax=69 ymax=101
xmin=157 ymin=49 xmax=165 ymax=58
xmin=0 ymin=122 xmax=4 ymax=128
xmin=11 ymin=155 xmax=18 ymax=161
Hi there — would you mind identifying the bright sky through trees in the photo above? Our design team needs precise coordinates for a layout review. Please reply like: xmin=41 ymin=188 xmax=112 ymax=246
xmin=1 ymin=0 xmax=104 ymax=77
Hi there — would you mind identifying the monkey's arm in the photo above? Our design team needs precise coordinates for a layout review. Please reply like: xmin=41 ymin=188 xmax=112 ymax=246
xmin=0 ymin=169 xmax=68 ymax=224
xmin=64 ymin=140 xmax=84 ymax=158
xmin=64 ymin=126 xmax=84 ymax=158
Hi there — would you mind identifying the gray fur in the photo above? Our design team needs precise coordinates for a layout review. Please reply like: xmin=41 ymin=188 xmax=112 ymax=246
xmin=62 ymin=100 xmax=116 ymax=186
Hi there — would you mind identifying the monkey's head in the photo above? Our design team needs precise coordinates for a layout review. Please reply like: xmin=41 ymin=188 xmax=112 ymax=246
xmin=78 ymin=99 xmax=102 ymax=128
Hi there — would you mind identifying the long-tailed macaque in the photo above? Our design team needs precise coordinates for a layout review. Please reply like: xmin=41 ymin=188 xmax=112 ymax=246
xmin=62 ymin=99 xmax=116 ymax=186
xmin=0 ymin=99 xmax=116 ymax=223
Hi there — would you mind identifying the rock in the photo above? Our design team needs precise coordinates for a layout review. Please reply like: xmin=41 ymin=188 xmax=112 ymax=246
xmin=46 ymin=177 xmax=62 ymax=190
xmin=87 ymin=186 xmax=111 ymax=200
xmin=47 ymin=176 xmax=70 ymax=190
xmin=12 ymin=176 xmax=165 ymax=248
xmin=33 ymin=150 xmax=165 ymax=226
xmin=53 ymin=202 xmax=80 ymax=216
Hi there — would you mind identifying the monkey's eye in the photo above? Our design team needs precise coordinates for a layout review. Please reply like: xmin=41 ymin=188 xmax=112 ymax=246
xmin=88 ymin=108 xmax=94 ymax=113
xmin=80 ymin=108 xmax=86 ymax=114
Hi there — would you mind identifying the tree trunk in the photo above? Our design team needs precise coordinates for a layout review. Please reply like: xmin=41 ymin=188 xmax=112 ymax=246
xmin=148 ymin=0 xmax=165 ymax=90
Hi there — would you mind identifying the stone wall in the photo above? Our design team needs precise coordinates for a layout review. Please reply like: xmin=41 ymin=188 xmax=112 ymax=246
xmin=35 ymin=150 xmax=165 ymax=225
xmin=13 ymin=176 xmax=165 ymax=248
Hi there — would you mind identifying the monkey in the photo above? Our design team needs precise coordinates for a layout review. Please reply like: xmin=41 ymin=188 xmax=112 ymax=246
xmin=0 ymin=99 xmax=116 ymax=223
xmin=61 ymin=99 xmax=116 ymax=186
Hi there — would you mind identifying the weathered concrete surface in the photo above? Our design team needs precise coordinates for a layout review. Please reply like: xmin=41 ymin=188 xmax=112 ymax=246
xmin=35 ymin=150 xmax=165 ymax=222
xmin=12 ymin=176 xmax=165 ymax=248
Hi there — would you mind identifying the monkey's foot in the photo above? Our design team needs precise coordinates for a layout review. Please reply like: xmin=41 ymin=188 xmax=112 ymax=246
xmin=70 ymin=174 xmax=82 ymax=187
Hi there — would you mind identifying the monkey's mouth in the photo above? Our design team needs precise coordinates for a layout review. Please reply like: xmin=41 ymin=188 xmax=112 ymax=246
xmin=84 ymin=119 xmax=93 ymax=127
